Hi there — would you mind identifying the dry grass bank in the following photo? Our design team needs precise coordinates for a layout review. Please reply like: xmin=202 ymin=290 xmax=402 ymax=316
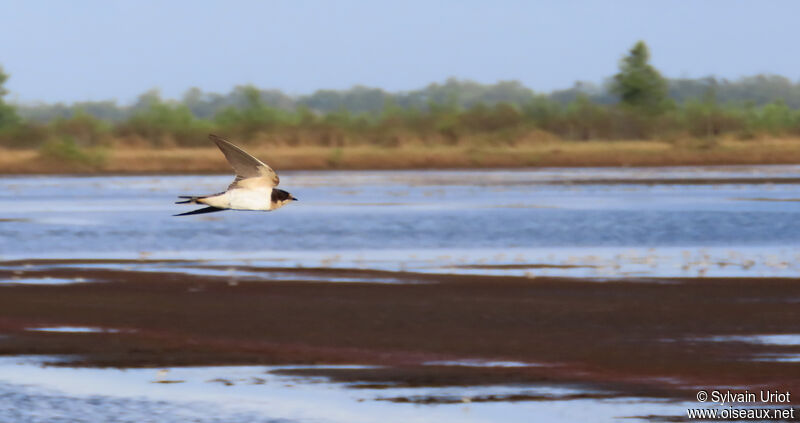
xmin=3 ymin=137 xmax=800 ymax=174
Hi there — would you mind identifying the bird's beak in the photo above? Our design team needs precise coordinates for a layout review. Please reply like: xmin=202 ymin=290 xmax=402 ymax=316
xmin=291 ymin=196 xmax=298 ymax=201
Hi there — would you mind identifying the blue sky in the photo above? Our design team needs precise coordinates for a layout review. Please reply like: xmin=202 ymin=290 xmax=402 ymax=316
xmin=1 ymin=0 xmax=798 ymax=104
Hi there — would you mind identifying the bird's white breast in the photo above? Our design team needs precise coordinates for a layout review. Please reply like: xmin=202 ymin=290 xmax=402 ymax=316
xmin=228 ymin=188 xmax=272 ymax=211
xmin=201 ymin=188 xmax=271 ymax=211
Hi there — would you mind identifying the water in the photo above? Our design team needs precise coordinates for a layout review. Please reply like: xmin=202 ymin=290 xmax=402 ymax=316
xmin=2 ymin=166 xmax=800 ymax=277
xmin=2 ymin=166 xmax=800 ymax=422
xmin=25 ymin=327 xmax=122 ymax=334
xmin=0 ymin=357 xmax=696 ymax=423
xmin=0 ymin=277 xmax=87 ymax=285
xmin=703 ymin=334 xmax=800 ymax=346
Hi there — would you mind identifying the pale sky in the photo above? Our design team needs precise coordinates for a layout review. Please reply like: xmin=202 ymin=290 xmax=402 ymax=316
xmin=1 ymin=0 xmax=798 ymax=104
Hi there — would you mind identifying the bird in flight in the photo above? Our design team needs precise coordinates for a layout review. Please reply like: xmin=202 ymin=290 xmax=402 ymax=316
xmin=175 ymin=134 xmax=297 ymax=216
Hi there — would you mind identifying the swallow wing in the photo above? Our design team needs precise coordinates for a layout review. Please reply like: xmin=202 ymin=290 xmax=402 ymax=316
xmin=209 ymin=134 xmax=280 ymax=189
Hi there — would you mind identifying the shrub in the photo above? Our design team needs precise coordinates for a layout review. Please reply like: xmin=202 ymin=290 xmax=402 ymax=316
xmin=38 ymin=137 xmax=108 ymax=168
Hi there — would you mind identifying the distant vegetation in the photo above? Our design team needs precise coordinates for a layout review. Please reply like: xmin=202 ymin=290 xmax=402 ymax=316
xmin=2 ymin=41 xmax=800 ymax=152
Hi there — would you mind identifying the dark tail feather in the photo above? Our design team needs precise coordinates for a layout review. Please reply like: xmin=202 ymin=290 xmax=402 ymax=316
xmin=176 ymin=196 xmax=202 ymax=205
xmin=174 ymin=206 xmax=225 ymax=217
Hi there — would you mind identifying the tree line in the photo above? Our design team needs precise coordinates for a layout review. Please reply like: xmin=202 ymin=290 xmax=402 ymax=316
xmin=2 ymin=41 xmax=800 ymax=149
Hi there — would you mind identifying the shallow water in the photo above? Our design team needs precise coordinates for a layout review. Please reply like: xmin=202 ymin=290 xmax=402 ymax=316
xmin=0 ymin=276 xmax=86 ymax=285
xmin=2 ymin=166 xmax=799 ymax=421
xmin=0 ymin=357 xmax=698 ymax=423
xmin=693 ymin=334 xmax=800 ymax=364
xmin=2 ymin=166 xmax=800 ymax=278
xmin=25 ymin=326 xmax=122 ymax=334
xmin=704 ymin=334 xmax=800 ymax=346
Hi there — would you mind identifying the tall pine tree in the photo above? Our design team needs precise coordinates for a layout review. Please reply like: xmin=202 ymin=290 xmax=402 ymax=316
xmin=611 ymin=41 xmax=670 ymax=114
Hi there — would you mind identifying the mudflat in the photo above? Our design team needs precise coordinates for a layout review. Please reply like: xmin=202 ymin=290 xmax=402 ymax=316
xmin=1 ymin=259 xmax=799 ymax=400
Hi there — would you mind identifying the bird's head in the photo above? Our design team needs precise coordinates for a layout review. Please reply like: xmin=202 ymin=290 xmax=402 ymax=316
xmin=271 ymin=188 xmax=298 ymax=210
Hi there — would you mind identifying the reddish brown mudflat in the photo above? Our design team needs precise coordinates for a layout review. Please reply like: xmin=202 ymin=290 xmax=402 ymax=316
xmin=1 ymin=259 xmax=799 ymax=400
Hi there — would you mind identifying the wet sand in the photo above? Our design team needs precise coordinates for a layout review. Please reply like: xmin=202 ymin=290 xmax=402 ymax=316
xmin=1 ymin=259 xmax=800 ymax=402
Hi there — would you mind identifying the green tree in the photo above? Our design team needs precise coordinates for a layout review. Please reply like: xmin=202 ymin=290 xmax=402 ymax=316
xmin=0 ymin=65 xmax=20 ymax=128
xmin=214 ymin=85 xmax=287 ymax=136
xmin=118 ymin=90 xmax=210 ymax=146
xmin=611 ymin=41 xmax=670 ymax=114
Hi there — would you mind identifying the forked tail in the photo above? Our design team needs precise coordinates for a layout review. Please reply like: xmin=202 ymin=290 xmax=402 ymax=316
xmin=175 ymin=195 xmax=203 ymax=205
xmin=174 ymin=206 xmax=225 ymax=216
xmin=175 ymin=193 xmax=228 ymax=216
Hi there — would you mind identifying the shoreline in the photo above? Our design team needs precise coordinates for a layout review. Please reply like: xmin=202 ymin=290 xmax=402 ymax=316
xmin=3 ymin=138 xmax=800 ymax=174
xmin=1 ymin=259 xmax=799 ymax=401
